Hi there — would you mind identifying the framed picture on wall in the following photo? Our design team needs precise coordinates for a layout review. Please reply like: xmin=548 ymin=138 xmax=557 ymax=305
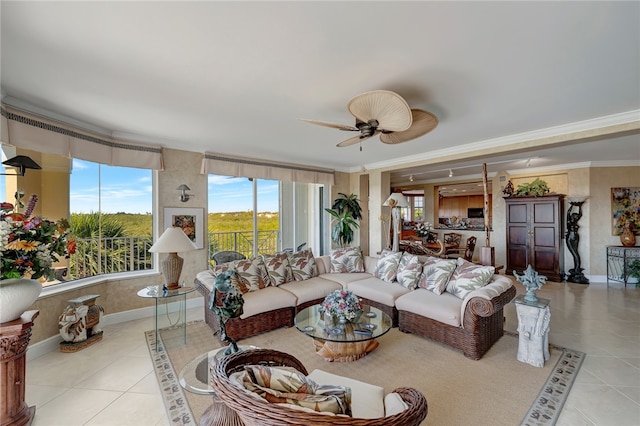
xmin=163 ymin=207 xmax=204 ymax=249
xmin=611 ymin=187 xmax=640 ymax=235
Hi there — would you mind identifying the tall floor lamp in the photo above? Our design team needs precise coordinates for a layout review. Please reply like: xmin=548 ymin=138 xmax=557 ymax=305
xmin=383 ymin=193 xmax=409 ymax=252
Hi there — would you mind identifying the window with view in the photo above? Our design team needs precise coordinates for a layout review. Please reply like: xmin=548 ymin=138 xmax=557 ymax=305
xmin=1 ymin=150 xmax=153 ymax=286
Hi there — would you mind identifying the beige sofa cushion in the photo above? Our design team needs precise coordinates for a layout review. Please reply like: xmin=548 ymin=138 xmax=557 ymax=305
xmin=384 ymin=392 xmax=408 ymax=416
xmin=240 ymin=286 xmax=297 ymax=319
xmin=348 ymin=277 xmax=411 ymax=307
xmin=308 ymin=369 xmax=385 ymax=419
xmin=319 ymin=272 xmax=372 ymax=288
xmin=460 ymin=275 xmax=513 ymax=323
xmin=395 ymin=288 xmax=462 ymax=327
xmin=279 ymin=277 xmax=342 ymax=305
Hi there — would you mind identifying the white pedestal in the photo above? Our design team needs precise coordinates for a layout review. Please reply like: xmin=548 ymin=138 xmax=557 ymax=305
xmin=515 ymin=295 xmax=550 ymax=368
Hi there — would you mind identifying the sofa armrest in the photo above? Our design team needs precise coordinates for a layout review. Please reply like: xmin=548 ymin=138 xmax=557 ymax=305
xmin=460 ymin=275 xmax=516 ymax=328
xmin=364 ymin=256 xmax=379 ymax=274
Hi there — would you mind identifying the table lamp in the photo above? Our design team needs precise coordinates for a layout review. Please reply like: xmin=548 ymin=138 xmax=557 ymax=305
xmin=149 ymin=227 xmax=197 ymax=289
xmin=383 ymin=193 xmax=409 ymax=252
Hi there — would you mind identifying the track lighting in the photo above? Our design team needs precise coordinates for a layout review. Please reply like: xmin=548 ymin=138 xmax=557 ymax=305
xmin=409 ymin=175 xmax=414 ymax=182
xmin=448 ymin=169 xmax=453 ymax=178
xmin=525 ymin=158 xmax=532 ymax=167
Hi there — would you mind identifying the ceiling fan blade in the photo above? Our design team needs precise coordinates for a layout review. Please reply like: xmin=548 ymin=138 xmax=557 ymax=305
xmin=347 ymin=90 xmax=412 ymax=132
xmin=380 ymin=109 xmax=438 ymax=144
xmin=299 ymin=118 xmax=358 ymax=131
xmin=336 ymin=134 xmax=373 ymax=147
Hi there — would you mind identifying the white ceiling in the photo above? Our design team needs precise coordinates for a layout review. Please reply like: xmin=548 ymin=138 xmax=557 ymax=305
xmin=1 ymin=1 xmax=639 ymax=182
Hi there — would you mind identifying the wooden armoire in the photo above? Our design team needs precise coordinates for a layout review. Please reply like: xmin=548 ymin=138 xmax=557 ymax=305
xmin=505 ymin=194 xmax=565 ymax=282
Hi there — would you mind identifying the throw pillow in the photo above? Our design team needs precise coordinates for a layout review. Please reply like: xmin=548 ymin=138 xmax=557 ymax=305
xmin=373 ymin=250 xmax=403 ymax=283
xmin=262 ymin=252 xmax=294 ymax=286
xmin=210 ymin=262 xmax=236 ymax=277
xmin=417 ymin=257 xmax=457 ymax=295
xmin=330 ymin=246 xmax=365 ymax=273
xmin=240 ymin=365 xmax=352 ymax=416
xmin=446 ymin=257 xmax=495 ymax=299
xmin=234 ymin=256 xmax=270 ymax=292
xmin=396 ymin=252 xmax=423 ymax=290
xmin=289 ymin=248 xmax=318 ymax=281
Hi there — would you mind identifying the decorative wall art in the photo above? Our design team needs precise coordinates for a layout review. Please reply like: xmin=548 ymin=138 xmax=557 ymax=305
xmin=164 ymin=207 xmax=204 ymax=249
xmin=611 ymin=187 xmax=640 ymax=236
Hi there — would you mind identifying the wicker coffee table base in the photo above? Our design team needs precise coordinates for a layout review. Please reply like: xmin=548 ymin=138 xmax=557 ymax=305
xmin=313 ymin=338 xmax=380 ymax=362
xmin=200 ymin=398 xmax=243 ymax=426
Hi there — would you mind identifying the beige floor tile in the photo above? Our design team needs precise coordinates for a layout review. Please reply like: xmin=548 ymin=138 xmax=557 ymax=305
xmin=615 ymin=386 xmax=640 ymax=405
xmin=31 ymin=388 xmax=122 ymax=426
xmin=555 ymin=404 xmax=597 ymax=426
xmin=129 ymin=371 xmax=161 ymax=394
xmin=83 ymin=392 xmax=166 ymax=426
xmin=25 ymin=384 xmax=70 ymax=409
xmin=565 ymin=383 xmax=640 ymax=426
xmin=74 ymin=355 xmax=154 ymax=392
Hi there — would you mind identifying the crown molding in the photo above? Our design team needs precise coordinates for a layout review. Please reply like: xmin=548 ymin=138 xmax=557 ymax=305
xmin=349 ymin=110 xmax=640 ymax=173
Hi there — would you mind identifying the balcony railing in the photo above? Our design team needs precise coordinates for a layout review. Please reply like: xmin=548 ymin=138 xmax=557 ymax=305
xmin=66 ymin=230 xmax=280 ymax=280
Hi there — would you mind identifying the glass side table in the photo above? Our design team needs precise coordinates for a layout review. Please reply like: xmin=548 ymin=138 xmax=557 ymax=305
xmin=137 ymin=285 xmax=195 ymax=351
xmin=514 ymin=294 xmax=551 ymax=367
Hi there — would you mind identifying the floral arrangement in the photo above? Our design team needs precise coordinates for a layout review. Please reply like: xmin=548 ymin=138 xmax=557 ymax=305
xmin=319 ymin=289 xmax=362 ymax=322
xmin=414 ymin=222 xmax=432 ymax=237
xmin=0 ymin=191 xmax=76 ymax=280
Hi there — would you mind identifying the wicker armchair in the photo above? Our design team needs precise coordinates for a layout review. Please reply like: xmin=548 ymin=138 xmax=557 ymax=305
xmin=211 ymin=348 xmax=428 ymax=426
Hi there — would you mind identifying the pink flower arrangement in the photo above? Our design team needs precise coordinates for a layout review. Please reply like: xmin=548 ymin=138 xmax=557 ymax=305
xmin=319 ymin=289 xmax=362 ymax=322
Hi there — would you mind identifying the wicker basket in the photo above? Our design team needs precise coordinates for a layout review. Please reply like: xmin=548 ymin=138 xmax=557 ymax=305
xmin=211 ymin=348 xmax=428 ymax=426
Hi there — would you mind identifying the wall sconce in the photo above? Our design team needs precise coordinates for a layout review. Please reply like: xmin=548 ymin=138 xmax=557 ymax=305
xmin=1 ymin=155 xmax=42 ymax=176
xmin=177 ymin=184 xmax=193 ymax=202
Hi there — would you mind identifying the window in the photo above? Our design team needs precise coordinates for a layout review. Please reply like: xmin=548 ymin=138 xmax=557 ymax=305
xmin=413 ymin=196 xmax=424 ymax=221
xmin=69 ymin=160 xmax=153 ymax=281
xmin=207 ymin=174 xmax=322 ymax=261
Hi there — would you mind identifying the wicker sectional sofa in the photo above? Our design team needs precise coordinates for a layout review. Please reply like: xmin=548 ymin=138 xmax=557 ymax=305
xmin=195 ymin=250 xmax=516 ymax=360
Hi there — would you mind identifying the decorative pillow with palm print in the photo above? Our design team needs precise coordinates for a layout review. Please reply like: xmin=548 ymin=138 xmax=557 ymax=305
xmin=373 ymin=250 xmax=403 ymax=283
xmin=445 ymin=257 xmax=495 ymax=299
xmin=396 ymin=252 xmax=423 ymax=289
xmin=288 ymin=248 xmax=318 ymax=281
xmin=239 ymin=365 xmax=352 ymax=415
xmin=234 ymin=256 xmax=270 ymax=292
xmin=330 ymin=246 xmax=365 ymax=273
xmin=417 ymin=257 xmax=457 ymax=295
xmin=262 ymin=252 xmax=294 ymax=286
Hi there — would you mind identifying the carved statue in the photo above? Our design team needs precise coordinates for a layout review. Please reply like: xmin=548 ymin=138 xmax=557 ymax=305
xmin=566 ymin=201 xmax=589 ymax=284
xmin=58 ymin=301 xmax=104 ymax=343
xmin=513 ymin=265 xmax=547 ymax=303
xmin=209 ymin=270 xmax=244 ymax=356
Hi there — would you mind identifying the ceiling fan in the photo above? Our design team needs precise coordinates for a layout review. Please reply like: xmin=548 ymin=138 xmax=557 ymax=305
xmin=301 ymin=90 xmax=438 ymax=149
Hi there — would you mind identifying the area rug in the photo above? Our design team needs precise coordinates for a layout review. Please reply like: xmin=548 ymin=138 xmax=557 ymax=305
xmin=146 ymin=322 xmax=584 ymax=426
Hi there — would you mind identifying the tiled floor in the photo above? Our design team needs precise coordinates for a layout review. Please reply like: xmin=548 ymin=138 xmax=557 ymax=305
xmin=25 ymin=280 xmax=640 ymax=425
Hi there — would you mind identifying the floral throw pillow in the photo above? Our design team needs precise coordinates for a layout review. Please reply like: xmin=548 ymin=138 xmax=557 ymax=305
xmin=446 ymin=258 xmax=495 ymax=299
xmin=417 ymin=257 xmax=457 ymax=295
xmin=239 ymin=365 xmax=352 ymax=415
xmin=288 ymin=248 xmax=318 ymax=281
xmin=330 ymin=246 xmax=365 ymax=273
xmin=396 ymin=252 xmax=423 ymax=290
xmin=374 ymin=250 xmax=403 ymax=283
xmin=261 ymin=252 xmax=294 ymax=286
xmin=234 ymin=256 xmax=270 ymax=292
xmin=210 ymin=262 xmax=236 ymax=277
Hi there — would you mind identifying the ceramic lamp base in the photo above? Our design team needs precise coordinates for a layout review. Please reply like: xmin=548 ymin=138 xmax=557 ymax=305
xmin=160 ymin=252 xmax=184 ymax=289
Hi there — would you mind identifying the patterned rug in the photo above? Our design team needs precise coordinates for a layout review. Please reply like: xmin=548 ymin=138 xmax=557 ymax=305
xmin=146 ymin=323 xmax=585 ymax=426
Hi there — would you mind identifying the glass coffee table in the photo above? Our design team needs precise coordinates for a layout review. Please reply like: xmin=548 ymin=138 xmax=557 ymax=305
xmin=294 ymin=305 xmax=392 ymax=362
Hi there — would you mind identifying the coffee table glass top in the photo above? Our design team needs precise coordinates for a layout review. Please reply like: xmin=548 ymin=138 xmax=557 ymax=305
xmin=294 ymin=305 xmax=392 ymax=343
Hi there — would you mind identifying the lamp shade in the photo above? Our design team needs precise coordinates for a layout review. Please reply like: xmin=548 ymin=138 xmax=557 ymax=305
xmin=383 ymin=193 xmax=409 ymax=208
xmin=149 ymin=227 xmax=197 ymax=253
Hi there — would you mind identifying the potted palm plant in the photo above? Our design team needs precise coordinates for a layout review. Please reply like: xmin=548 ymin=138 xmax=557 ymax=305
xmin=627 ymin=259 xmax=640 ymax=286
xmin=325 ymin=193 xmax=362 ymax=247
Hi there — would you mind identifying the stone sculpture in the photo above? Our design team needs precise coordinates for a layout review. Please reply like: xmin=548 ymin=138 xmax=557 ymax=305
xmin=58 ymin=297 xmax=104 ymax=343
xmin=513 ymin=265 xmax=547 ymax=303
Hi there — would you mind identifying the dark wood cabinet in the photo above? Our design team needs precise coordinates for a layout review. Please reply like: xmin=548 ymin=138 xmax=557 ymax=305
xmin=505 ymin=195 xmax=564 ymax=282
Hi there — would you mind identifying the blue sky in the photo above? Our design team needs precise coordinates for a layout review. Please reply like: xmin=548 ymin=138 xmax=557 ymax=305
xmin=2 ymin=159 xmax=279 ymax=214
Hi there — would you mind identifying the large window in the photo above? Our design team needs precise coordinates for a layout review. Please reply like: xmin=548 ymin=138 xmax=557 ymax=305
xmin=1 ymin=150 xmax=153 ymax=286
xmin=207 ymin=174 xmax=323 ymax=262
xmin=69 ymin=160 xmax=153 ymax=280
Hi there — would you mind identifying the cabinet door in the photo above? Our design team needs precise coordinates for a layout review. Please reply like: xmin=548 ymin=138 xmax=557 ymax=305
xmin=506 ymin=201 xmax=530 ymax=273
xmin=530 ymin=200 xmax=562 ymax=281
